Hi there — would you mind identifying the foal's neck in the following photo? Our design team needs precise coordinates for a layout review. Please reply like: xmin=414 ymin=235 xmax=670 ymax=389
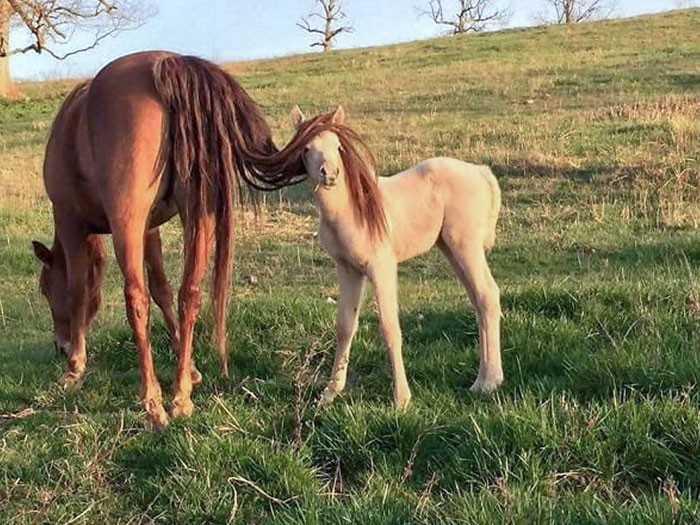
xmin=313 ymin=179 xmax=355 ymax=227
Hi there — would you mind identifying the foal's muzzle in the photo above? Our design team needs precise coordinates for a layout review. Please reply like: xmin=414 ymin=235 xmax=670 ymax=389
xmin=320 ymin=166 xmax=338 ymax=187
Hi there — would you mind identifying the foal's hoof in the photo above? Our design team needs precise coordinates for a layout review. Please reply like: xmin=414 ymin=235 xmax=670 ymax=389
xmin=145 ymin=401 xmax=170 ymax=431
xmin=394 ymin=392 xmax=412 ymax=411
xmin=170 ymin=397 xmax=194 ymax=419
xmin=318 ymin=387 xmax=340 ymax=408
xmin=470 ymin=375 xmax=503 ymax=394
xmin=59 ymin=371 xmax=84 ymax=391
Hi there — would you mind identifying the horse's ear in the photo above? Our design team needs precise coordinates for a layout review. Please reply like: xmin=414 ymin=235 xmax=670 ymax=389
xmin=291 ymin=105 xmax=306 ymax=128
xmin=331 ymin=105 xmax=346 ymax=125
xmin=32 ymin=241 xmax=52 ymax=266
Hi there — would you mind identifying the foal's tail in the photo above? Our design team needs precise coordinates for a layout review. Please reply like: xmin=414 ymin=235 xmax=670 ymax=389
xmin=151 ymin=55 xmax=282 ymax=377
xmin=481 ymin=167 xmax=501 ymax=252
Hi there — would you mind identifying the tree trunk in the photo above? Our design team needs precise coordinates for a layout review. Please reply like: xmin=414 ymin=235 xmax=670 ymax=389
xmin=0 ymin=10 xmax=11 ymax=98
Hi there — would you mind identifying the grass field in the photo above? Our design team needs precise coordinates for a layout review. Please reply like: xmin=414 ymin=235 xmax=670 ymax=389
xmin=2 ymin=9 xmax=700 ymax=524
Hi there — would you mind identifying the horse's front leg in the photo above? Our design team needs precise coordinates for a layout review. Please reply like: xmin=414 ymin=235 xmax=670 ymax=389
xmin=59 ymin=227 xmax=91 ymax=389
xmin=171 ymin=214 xmax=214 ymax=419
xmin=319 ymin=262 xmax=366 ymax=407
xmin=369 ymin=261 xmax=412 ymax=410
xmin=144 ymin=228 xmax=202 ymax=386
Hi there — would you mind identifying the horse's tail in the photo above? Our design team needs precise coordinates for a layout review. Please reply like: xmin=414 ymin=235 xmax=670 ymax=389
xmin=151 ymin=55 xmax=280 ymax=377
xmin=481 ymin=166 xmax=501 ymax=252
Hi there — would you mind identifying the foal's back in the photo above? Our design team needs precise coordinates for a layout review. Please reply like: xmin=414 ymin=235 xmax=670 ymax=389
xmin=379 ymin=157 xmax=499 ymax=262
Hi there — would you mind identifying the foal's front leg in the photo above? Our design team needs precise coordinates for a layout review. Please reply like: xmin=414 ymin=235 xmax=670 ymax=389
xmin=369 ymin=261 xmax=412 ymax=410
xmin=319 ymin=262 xmax=366 ymax=407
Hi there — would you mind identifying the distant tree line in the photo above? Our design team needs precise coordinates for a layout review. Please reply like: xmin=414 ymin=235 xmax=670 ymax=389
xmin=296 ymin=0 xmax=625 ymax=51
xmin=0 ymin=0 xmax=694 ymax=98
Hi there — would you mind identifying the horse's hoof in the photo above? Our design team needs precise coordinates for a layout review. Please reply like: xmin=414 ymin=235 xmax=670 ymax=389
xmin=170 ymin=397 xmax=194 ymax=419
xmin=318 ymin=387 xmax=339 ymax=408
xmin=470 ymin=375 xmax=503 ymax=394
xmin=191 ymin=366 xmax=203 ymax=387
xmin=145 ymin=402 xmax=170 ymax=431
xmin=59 ymin=371 xmax=84 ymax=391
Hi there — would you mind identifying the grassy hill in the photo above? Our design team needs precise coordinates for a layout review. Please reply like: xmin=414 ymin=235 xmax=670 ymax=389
xmin=2 ymin=9 xmax=700 ymax=524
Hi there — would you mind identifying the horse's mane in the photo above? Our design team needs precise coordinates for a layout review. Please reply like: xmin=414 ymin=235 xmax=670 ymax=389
xmin=268 ymin=111 xmax=387 ymax=240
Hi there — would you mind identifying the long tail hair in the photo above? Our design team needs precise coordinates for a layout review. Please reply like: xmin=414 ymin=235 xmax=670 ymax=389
xmin=152 ymin=55 xmax=302 ymax=376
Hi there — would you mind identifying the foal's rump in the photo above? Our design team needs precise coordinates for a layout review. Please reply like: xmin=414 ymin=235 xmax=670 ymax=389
xmin=417 ymin=158 xmax=501 ymax=251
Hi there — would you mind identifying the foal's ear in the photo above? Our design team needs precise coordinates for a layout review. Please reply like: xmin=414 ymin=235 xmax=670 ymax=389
xmin=32 ymin=241 xmax=52 ymax=266
xmin=331 ymin=105 xmax=346 ymax=125
xmin=290 ymin=105 xmax=306 ymax=128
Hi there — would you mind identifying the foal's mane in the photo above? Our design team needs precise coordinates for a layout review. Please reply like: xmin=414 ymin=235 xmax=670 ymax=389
xmin=272 ymin=112 xmax=387 ymax=240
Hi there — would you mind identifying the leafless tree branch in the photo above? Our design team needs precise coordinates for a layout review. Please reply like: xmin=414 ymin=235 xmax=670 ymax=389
xmin=421 ymin=0 xmax=509 ymax=35
xmin=297 ymin=0 xmax=353 ymax=52
xmin=1 ymin=0 xmax=155 ymax=59
xmin=534 ymin=0 xmax=617 ymax=24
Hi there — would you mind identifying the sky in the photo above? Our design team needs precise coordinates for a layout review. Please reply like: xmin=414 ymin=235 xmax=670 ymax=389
xmin=8 ymin=0 xmax=686 ymax=80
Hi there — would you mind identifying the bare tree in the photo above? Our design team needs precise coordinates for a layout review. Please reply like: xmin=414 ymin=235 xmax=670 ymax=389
xmin=297 ymin=0 xmax=353 ymax=52
xmin=0 ymin=1 xmax=154 ymax=97
xmin=536 ymin=0 xmax=616 ymax=24
xmin=422 ymin=0 xmax=509 ymax=35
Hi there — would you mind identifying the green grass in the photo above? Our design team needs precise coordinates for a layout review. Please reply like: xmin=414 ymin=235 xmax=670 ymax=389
xmin=2 ymin=9 xmax=700 ymax=524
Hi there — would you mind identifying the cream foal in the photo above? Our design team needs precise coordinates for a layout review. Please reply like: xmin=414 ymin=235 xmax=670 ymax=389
xmin=293 ymin=106 xmax=503 ymax=409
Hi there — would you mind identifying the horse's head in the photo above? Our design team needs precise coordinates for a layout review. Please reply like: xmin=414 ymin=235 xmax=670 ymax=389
xmin=291 ymin=105 xmax=347 ymax=189
xmin=32 ymin=241 xmax=71 ymax=355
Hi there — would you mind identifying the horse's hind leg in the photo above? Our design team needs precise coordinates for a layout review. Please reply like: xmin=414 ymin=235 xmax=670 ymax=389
xmin=171 ymin=214 xmax=214 ymax=419
xmin=144 ymin=228 xmax=202 ymax=386
xmin=439 ymin=238 xmax=503 ymax=393
xmin=112 ymin=221 xmax=169 ymax=430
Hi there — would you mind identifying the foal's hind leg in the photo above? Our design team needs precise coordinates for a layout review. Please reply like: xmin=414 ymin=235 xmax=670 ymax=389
xmin=171 ymin=214 xmax=214 ymax=419
xmin=112 ymin=222 xmax=169 ymax=430
xmin=144 ymin=228 xmax=202 ymax=386
xmin=439 ymin=239 xmax=503 ymax=393
xmin=319 ymin=262 xmax=366 ymax=407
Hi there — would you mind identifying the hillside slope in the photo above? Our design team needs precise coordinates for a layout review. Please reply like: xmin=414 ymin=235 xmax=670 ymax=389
xmin=1 ymin=9 xmax=700 ymax=524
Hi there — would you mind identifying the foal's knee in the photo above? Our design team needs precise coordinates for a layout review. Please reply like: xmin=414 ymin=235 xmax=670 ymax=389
xmin=477 ymin=281 xmax=501 ymax=319
xmin=336 ymin=316 xmax=358 ymax=344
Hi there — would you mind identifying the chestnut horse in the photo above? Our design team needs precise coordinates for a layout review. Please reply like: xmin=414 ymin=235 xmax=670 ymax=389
xmin=32 ymin=51 xmax=308 ymax=429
